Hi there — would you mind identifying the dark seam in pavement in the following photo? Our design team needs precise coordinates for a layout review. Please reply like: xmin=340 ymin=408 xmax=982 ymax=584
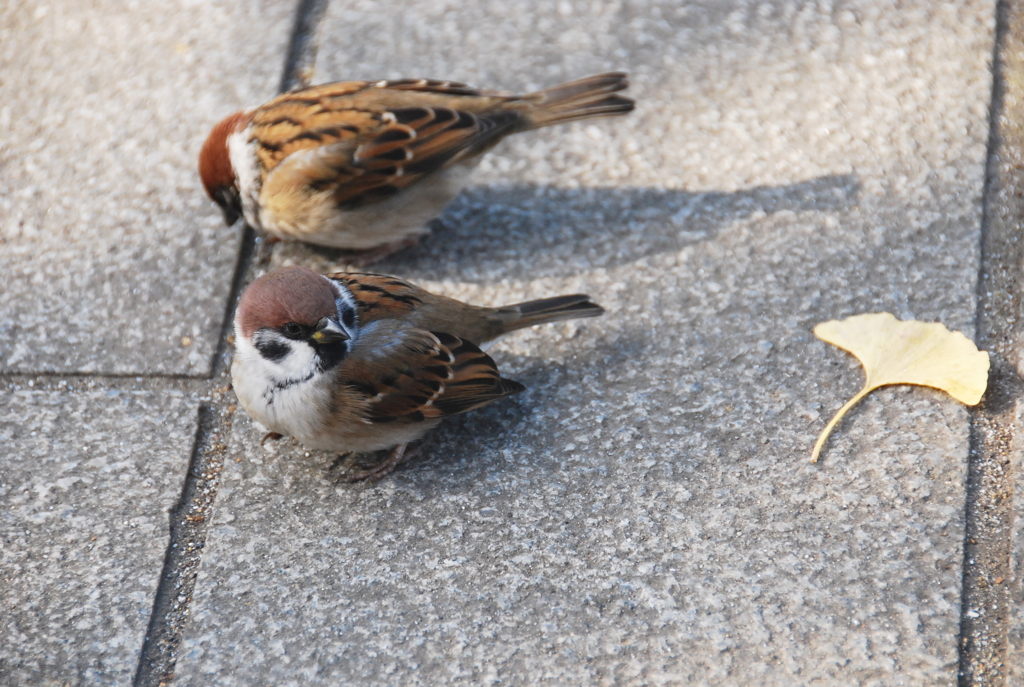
xmin=280 ymin=0 xmax=332 ymax=94
xmin=959 ymin=1 xmax=1020 ymax=685
xmin=2 ymin=377 xmax=208 ymax=397
xmin=210 ymin=225 xmax=258 ymax=378
xmin=133 ymin=405 xmax=221 ymax=687
xmin=0 ymin=370 xmax=211 ymax=380
xmin=131 ymin=1 xmax=332 ymax=684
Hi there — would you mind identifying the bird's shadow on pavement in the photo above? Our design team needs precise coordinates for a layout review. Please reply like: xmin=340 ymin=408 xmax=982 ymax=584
xmin=309 ymin=353 xmax=582 ymax=488
xmin=268 ymin=172 xmax=863 ymax=487
xmin=329 ymin=326 xmax=652 ymax=490
xmin=273 ymin=173 xmax=860 ymax=282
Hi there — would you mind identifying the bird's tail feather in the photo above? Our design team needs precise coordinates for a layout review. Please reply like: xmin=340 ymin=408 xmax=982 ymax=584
xmin=498 ymin=294 xmax=605 ymax=333
xmin=521 ymin=72 xmax=634 ymax=129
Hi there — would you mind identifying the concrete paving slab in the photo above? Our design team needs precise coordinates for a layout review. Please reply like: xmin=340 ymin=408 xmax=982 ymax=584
xmin=1010 ymin=400 xmax=1024 ymax=686
xmin=178 ymin=1 xmax=994 ymax=685
xmin=965 ymin=3 xmax=1024 ymax=683
xmin=0 ymin=386 xmax=197 ymax=686
xmin=0 ymin=0 xmax=294 ymax=375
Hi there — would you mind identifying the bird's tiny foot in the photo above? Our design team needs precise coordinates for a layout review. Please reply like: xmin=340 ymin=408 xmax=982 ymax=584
xmin=329 ymin=452 xmax=359 ymax=475
xmin=255 ymin=233 xmax=281 ymax=265
xmin=343 ymin=443 xmax=422 ymax=483
xmin=260 ymin=432 xmax=284 ymax=447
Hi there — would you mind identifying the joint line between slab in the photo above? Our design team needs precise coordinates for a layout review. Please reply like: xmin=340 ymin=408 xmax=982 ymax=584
xmin=130 ymin=0 xmax=332 ymax=683
xmin=210 ymin=226 xmax=258 ymax=378
xmin=279 ymin=0 xmax=331 ymax=93
xmin=959 ymin=0 xmax=1020 ymax=684
xmin=133 ymin=405 xmax=223 ymax=687
xmin=0 ymin=370 xmax=210 ymax=381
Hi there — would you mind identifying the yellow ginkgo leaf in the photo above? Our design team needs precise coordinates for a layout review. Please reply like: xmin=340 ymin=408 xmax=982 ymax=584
xmin=811 ymin=312 xmax=990 ymax=462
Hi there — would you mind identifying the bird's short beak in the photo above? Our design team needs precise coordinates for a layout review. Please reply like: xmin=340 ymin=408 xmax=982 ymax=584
xmin=214 ymin=187 xmax=243 ymax=227
xmin=311 ymin=318 xmax=349 ymax=344
xmin=220 ymin=204 xmax=241 ymax=226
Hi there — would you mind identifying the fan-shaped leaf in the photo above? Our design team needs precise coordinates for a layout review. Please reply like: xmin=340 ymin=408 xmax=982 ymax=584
xmin=811 ymin=313 xmax=989 ymax=462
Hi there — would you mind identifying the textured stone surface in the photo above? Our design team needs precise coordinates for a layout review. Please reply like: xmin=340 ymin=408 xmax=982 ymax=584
xmin=1010 ymin=399 xmax=1024 ymax=687
xmin=0 ymin=387 xmax=196 ymax=686
xmin=176 ymin=1 xmax=994 ymax=685
xmin=0 ymin=0 xmax=294 ymax=375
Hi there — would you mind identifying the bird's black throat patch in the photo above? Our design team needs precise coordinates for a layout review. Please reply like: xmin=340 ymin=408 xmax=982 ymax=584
xmin=313 ymin=340 xmax=349 ymax=371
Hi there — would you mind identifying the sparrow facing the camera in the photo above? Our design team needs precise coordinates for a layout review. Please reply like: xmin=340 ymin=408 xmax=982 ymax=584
xmin=231 ymin=265 xmax=604 ymax=480
xmin=200 ymin=73 xmax=634 ymax=263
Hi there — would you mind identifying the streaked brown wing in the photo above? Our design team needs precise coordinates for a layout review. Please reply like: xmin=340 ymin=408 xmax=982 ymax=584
xmin=354 ymin=78 xmax=485 ymax=97
xmin=342 ymin=328 xmax=523 ymax=425
xmin=326 ymin=273 xmax=423 ymax=323
xmin=252 ymin=79 xmax=523 ymax=209
xmin=428 ymin=332 xmax=525 ymax=416
xmin=335 ymin=106 xmax=519 ymax=207
xmin=250 ymin=82 xmax=376 ymax=173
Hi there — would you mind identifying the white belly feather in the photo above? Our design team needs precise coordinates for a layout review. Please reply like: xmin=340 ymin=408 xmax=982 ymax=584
xmin=231 ymin=336 xmax=439 ymax=454
xmin=263 ymin=163 xmax=479 ymax=249
xmin=229 ymin=124 xmax=480 ymax=250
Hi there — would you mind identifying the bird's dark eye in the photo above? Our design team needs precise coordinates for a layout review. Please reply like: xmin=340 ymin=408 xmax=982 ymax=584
xmin=281 ymin=322 xmax=304 ymax=338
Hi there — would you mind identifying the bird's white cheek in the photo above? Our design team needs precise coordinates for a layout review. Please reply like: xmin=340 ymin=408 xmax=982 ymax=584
xmin=231 ymin=336 xmax=331 ymax=438
xmin=267 ymin=341 xmax=319 ymax=380
xmin=228 ymin=130 xmax=262 ymax=230
xmin=231 ymin=342 xmax=275 ymax=428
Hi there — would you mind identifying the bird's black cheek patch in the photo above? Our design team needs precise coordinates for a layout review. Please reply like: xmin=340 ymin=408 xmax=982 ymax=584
xmin=341 ymin=306 xmax=356 ymax=328
xmin=255 ymin=337 xmax=290 ymax=363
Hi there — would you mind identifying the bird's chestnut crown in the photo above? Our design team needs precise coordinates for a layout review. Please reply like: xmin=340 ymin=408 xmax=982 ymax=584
xmin=236 ymin=266 xmax=341 ymax=340
xmin=199 ymin=111 xmax=248 ymax=224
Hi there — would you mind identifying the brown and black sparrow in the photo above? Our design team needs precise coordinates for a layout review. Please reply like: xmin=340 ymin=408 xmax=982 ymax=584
xmin=200 ymin=73 xmax=633 ymax=263
xmin=231 ymin=265 xmax=604 ymax=480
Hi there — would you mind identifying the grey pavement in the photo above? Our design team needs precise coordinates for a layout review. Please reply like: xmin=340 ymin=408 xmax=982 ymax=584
xmin=1 ymin=388 xmax=196 ymax=685
xmin=0 ymin=0 xmax=293 ymax=375
xmin=1 ymin=0 xmax=1021 ymax=686
xmin=995 ymin=5 xmax=1024 ymax=686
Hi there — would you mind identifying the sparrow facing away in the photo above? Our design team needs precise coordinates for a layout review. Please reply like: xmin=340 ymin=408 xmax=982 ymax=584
xmin=232 ymin=265 xmax=604 ymax=480
xmin=200 ymin=73 xmax=634 ymax=263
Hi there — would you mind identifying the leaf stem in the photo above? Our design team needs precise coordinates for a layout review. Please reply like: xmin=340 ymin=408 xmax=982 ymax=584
xmin=811 ymin=384 xmax=875 ymax=463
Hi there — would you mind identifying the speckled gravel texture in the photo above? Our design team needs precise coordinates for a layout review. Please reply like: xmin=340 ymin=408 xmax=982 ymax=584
xmin=0 ymin=387 xmax=196 ymax=685
xmin=960 ymin=2 xmax=1024 ymax=685
xmin=1012 ymin=393 xmax=1024 ymax=687
xmin=0 ymin=0 xmax=294 ymax=375
xmin=174 ymin=1 xmax=997 ymax=685
xmin=997 ymin=6 xmax=1024 ymax=687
